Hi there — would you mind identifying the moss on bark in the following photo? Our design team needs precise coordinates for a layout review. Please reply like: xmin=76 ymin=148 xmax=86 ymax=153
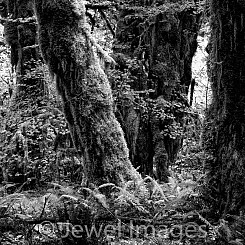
xmin=34 ymin=0 xmax=142 ymax=186
xmin=204 ymin=0 xmax=245 ymax=216
xmin=113 ymin=2 xmax=201 ymax=181
xmin=2 ymin=0 xmax=46 ymax=105
xmin=0 ymin=0 xmax=47 ymax=183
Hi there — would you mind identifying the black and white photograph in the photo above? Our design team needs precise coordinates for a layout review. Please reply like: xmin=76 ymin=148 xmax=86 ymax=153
xmin=0 ymin=0 xmax=244 ymax=244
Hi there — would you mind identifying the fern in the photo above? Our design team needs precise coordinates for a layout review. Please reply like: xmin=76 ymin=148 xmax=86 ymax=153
xmin=59 ymin=195 xmax=79 ymax=202
xmin=81 ymin=187 xmax=109 ymax=209
xmin=141 ymin=175 xmax=168 ymax=201
xmin=195 ymin=210 xmax=213 ymax=227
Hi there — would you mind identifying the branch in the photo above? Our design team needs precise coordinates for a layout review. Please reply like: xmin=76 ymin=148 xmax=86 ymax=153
xmin=86 ymin=11 xmax=96 ymax=31
xmin=98 ymin=9 xmax=115 ymax=37
xmin=83 ymin=27 xmax=115 ymax=66
xmin=0 ymin=3 xmax=114 ymax=24
xmin=0 ymin=16 xmax=36 ymax=24
xmin=85 ymin=3 xmax=114 ymax=10
xmin=23 ymin=44 xmax=39 ymax=51
xmin=80 ymin=12 xmax=116 ymax=66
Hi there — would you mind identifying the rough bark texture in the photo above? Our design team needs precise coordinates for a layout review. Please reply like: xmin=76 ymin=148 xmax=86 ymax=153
xmin=0 ymin=0 xmax=47 ymax=183
xmin=113 ymin=1 xmax=201 ymax=181
xmin=34 ymin=0 xmax=142 ymax=186
xmin=204 ymin=0 xmax=245 ymax=215
xmin=0 ymin=0 xmax=46 ymax=105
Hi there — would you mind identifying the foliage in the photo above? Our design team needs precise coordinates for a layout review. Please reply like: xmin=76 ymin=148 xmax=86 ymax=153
xmin=0 ymin=59 xmax=82 ymax=187
xmin=109 ymin=57 xmax=191 ymax=141
xmin=0 ymin=174 xmax=205 ymax=244
xmin=2 ymin=167 xmax=242 ymax=245
xmin=0 ymin=1 xmax=244 ymax=245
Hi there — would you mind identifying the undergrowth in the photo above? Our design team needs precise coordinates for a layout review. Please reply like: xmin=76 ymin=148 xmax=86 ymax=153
xmin=1 ymin=171 xmax=244 ymax=245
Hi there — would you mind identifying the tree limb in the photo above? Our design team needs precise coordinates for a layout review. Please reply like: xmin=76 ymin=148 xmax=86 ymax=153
xmin=98 ymin=9 xmax=115 ymax=37
xmin=0 ymin=16 xmax=36 ymax=24
xmin=23 ymin=44 xmax=39 ymax=51
xmin=85 ymin=3 xmax=114 ymax=10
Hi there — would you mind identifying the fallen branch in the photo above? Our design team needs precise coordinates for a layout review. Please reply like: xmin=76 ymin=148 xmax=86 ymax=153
xmin=0 ymin=16 xmax=36 ymax=24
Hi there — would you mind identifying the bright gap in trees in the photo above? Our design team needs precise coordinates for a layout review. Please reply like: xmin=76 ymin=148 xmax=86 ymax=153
xmin=189 ymin=22 xmax=212 ymax=117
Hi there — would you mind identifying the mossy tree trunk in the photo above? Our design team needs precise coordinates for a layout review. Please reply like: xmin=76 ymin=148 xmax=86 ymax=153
xmin=34 ymin=0 xmax=142 ymax=186
xmin=0 ymin=0 xmax=46 ymax=106
xmin=204 ymin=0 xmax=245 ymax=215
xmin=0 ymin=0 xmax=47 ymax=183
xmin=113 ymin=0 xmax=201 ymax=181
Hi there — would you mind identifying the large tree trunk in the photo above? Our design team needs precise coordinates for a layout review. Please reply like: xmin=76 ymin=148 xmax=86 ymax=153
xmin=204 ymin=0 xmax=245 ymax=215
xmin=113 ymin=0 xmax=201 ymax=181
xmin=34 ymin=0 xmax=142 ymax=186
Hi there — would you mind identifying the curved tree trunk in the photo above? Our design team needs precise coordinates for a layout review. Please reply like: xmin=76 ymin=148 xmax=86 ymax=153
xmin=204 ymin=0 xmax=245 ymax=215
xmin=34 ymin=0 xmax=142 ymax=186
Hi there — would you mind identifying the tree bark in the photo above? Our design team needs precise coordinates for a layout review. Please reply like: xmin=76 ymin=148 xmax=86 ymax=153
xmin=0 ymin=0 xmax=47 ymax=183
xmin=204 ymin=0 xmax=245 ymax=215
xmin=1 ymin=0 xmax=46 ymax=105
xmin=34 ymin=0 xmax=142 ymax=186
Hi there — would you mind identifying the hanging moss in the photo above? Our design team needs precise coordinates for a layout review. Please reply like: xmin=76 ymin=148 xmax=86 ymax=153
xmin=113 ymin=2 xmax=201 ymax=181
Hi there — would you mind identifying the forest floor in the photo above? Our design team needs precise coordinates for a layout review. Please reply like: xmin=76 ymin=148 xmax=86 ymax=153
xmin=0 ymin=158 xmax=225 ymax=245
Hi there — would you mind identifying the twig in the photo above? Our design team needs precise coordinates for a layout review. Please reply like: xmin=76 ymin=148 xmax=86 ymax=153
xmin=82 ymin=26 xmax=115 ymax=66
xmin=23 ymin=44 xmax=39 ymax=51
xmin=0 ymin=16 xmax=36 ymax=24
xmin=98 ymin=9 xmax=115 ymax=37
xmin=39 ymin=195 xmax=50 ymax=220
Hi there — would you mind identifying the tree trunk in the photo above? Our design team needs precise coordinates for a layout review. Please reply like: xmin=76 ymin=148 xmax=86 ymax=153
xmin=0 ymin=0 xmax=47 ymax=183
xmin=204 ymin=0 xmax=245 ymax=215
xmin=2 ymin=0 xmax=46 ymax=106
xmin=34 ymin=0 xmax=142 ymax=186
xmin=113 ymin=1 xmax=201 ymax=181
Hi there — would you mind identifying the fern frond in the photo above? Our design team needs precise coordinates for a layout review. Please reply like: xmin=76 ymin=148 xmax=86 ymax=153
xmin=59 ymin=195 xmax=79 ymax=201
xmin=97 ymin=183 xmax=115 ymax=190
xmin=195 ymin=210 xmax=213 ymax=227
xmin=142 ymin=175 xmax=168 ymax=201
xmin=93 ymin=193 xmax=108 ymax=209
